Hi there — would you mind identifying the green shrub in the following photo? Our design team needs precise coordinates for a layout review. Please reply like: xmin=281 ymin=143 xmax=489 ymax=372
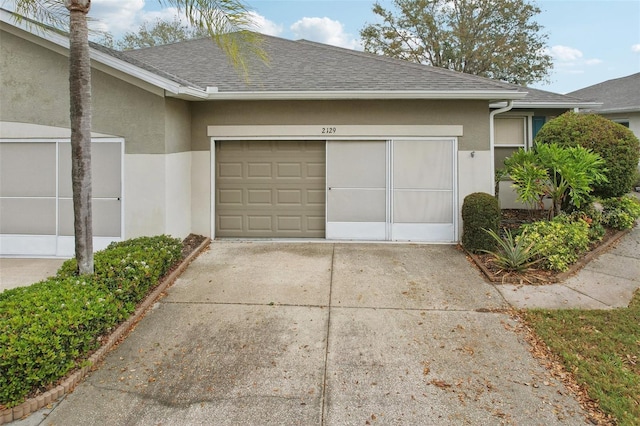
xmin=462 ymin=192 xmax=501 ymax=253
xmin=0 ymin=278 xmax=124 ymax=407
xmin=0 ymin=235 xmax=182 ymax=407
xmin=534 ymin=112 xmax=640 ymax=198
xmin=481 ymin=228 xmax=543 ymax=272
xmin=600 ymin=196 xmax=640 ymax=230
xmin=568 ymin=206 xmax=606 ymax=243
xmin=518 ymin=215 xmax=591 ymax=272
xmin=58 ymin=235 xmax=182 ymax=305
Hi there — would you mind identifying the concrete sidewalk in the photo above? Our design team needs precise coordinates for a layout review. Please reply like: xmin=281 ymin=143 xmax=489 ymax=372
xmin=0 ymin=258 xmax=65 ymax=292
xmin=496 ymin=224 xmax=640 ymax=309
xmin=29 ymin=243 xmax=591 ymax=425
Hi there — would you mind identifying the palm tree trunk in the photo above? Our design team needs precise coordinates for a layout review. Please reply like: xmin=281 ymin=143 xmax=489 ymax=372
xmin=67 ymin=0 xmax=93 ymax=274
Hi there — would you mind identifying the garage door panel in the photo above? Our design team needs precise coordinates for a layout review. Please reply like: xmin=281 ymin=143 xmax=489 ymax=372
xmin=307 ymin=189 xmax=325 ymax=205
xmin=247 ymin=189 xmax=272 ymax=204
xmin=277 ymin=189 xmax=301 ymax=204
xmin=278 ymin=216 xmax=301 ymax=231
xmin=0 ymin=143 xmax=56 ymax=197
xmin=218 ymin=215 xmax=243 ymax=232
xmin=277 ymin=163 xmax=302 ymax=178
xmin=218 ymin=189 xmax=243 ymax=205
xmin=216 ymin=140 xmax=325 ymax=238
xmin=247 ymin=162 xmax=272 ymax=178
xmin=0 ymin=198 xmax=56 ymax=234
xmin=248 ymin=215 xmax=272 ymax=231
xmin=218 ymin=162 xmax=243 ymax=178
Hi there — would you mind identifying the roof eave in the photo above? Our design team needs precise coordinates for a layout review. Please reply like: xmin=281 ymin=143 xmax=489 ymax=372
xmin=582 ymin=106 xmax=640 ymax=114
xmin=491 ymin=100 xmax=603 ymax=109
xmin=197 ymin=90 xmax=528 ymax=101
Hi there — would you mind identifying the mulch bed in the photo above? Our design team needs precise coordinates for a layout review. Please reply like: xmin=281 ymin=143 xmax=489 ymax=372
xmin=465 ymin=210 xmax=630 ymax=285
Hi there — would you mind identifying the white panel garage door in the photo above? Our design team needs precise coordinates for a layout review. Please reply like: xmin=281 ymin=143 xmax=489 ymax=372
xmin=326 ymin=138 xmax=456 ymax=242
xmin=0 ymin=140 xmax=123 ymax=257
xmin=215 ymin=140 xmax=325 ymax=238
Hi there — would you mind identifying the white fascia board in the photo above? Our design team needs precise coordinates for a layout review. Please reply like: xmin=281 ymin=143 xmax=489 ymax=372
xmin=1 ymin=10 xmax=208 ymax=99
xmin=201 ymin=90 xmax=527 ymax=101
xmin=491 ymin=100 xmax=603 ymax=109
xmin=590 ymin=106 xmax=640 ymax=114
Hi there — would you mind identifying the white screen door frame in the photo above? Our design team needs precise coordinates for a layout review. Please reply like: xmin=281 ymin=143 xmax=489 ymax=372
xmin=326 ymin=138 xmax=457 ymax=242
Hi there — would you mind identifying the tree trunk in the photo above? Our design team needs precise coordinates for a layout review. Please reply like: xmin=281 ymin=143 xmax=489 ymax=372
xmin=67 ymin=1 xmax=93 ymax=274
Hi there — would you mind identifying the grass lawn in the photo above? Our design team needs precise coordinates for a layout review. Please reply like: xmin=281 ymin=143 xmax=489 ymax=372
xmin=523 ymin=290 xmax=640 ymax=425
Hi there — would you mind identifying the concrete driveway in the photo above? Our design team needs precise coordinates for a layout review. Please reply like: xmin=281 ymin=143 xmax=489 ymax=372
xmin=36 ymin=242 xmax=589 ymax=425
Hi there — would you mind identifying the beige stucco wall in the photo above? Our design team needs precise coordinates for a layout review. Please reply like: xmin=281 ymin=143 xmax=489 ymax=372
xmin=0 ymin=27 xmax=192 ymax=156
xmin=124 ymin=152 xmax=192 ymax=239
xmin=192 ymin=99 xmax=490 ymax=152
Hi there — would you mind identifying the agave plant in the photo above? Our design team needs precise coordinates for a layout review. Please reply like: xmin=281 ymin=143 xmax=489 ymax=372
xmin=481 ymin=228 xmax=543 ymax=273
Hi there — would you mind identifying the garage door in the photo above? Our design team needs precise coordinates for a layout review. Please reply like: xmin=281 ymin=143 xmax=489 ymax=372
xmin=0 ymin=140 xmax=123 ymax=257
xmin=215 ymin=140 xmax=325 ymax=238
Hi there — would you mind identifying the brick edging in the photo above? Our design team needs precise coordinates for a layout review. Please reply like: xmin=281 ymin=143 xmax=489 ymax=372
xmin=465 ymin=228 xmax=630 ymax=284
xmin=0 ymin=237 xmax=211 ymax=425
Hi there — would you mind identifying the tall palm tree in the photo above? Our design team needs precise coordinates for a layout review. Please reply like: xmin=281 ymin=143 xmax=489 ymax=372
xmin=10 ymin=0 xmax=264 ymax=274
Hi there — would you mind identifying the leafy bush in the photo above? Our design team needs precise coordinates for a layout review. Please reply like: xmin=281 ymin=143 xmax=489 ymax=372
xmin=568 ymin=209 xmax=606 ymax=243
xmin=600 ymin=196 xmax=640 ymax=230
xmin=534 ymin=112 xmax=640 ymax=198
xmin=518 ymin=215 xmax=591 ymax=271
xmin=504 ymin=143 xmax=607 ymax=218
xmin=0 ymin=235 xmax=182 ymax=407
xmin=481 ymin=228 xmax=543 ymax=272
xmin=462 ymin=192 xmax=501 ymax=253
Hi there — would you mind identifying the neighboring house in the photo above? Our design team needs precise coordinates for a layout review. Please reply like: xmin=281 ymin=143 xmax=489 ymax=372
xmin=0 ymin=9 xmax=597 ymax=256
xmin=568 ymin=72 xmax=640 ymax=139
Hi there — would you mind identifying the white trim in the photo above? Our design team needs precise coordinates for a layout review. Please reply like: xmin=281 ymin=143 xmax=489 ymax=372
xmin=206 ymin=90 xmax=527 ymax=101
xmin=208 ymin=125 xmax=464 ymax=139
xmin=491 ymin=101 xmax=602 ymax=109
xmin=489 ymin=101 xmax=514 ymax=196
xmin=326 ymin=222 xmax=386 ymax=240
xmin=392 ymin=223 xmax=455 ymax=242
xmin=210 ymin=140 xmax=216 ymax=240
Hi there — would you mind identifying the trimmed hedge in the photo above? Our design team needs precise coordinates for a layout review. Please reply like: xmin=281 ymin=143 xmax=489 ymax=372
xmin=534 ymin=112 xmax=640 ymax=198
xmin=0 ymin=235 xmax=182 ymax=408
xmin=462 ymin=192 xmax=501 ymax=253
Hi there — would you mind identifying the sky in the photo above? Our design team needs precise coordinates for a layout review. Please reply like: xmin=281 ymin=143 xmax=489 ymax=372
xmin=12 ymin=0 xmax=640 ymax=94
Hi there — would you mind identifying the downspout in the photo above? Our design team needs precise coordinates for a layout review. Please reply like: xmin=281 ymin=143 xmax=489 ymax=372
xmin=489 ymin=100 xmax=514 ymax=195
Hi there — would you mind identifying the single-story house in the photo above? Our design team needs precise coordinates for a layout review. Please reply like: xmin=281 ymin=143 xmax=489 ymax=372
xmin=568 ymin=72 xmax=640 ymax=139
xmin=0 ymin=9 xmax=598 ymax=257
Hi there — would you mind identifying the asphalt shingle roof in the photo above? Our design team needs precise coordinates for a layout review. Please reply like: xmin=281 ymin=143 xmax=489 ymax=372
xmin=122 ymin=34 xmax=520 ymax=94
xmin=567 ymin=72 xmax=640 ymax=113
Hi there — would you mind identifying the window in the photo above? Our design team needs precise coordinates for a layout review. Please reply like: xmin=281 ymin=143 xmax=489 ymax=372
xmin=613 ymin=120 xmax=630 ymax=128
xmin=494 ymin=116 xmax=527 ymax=170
